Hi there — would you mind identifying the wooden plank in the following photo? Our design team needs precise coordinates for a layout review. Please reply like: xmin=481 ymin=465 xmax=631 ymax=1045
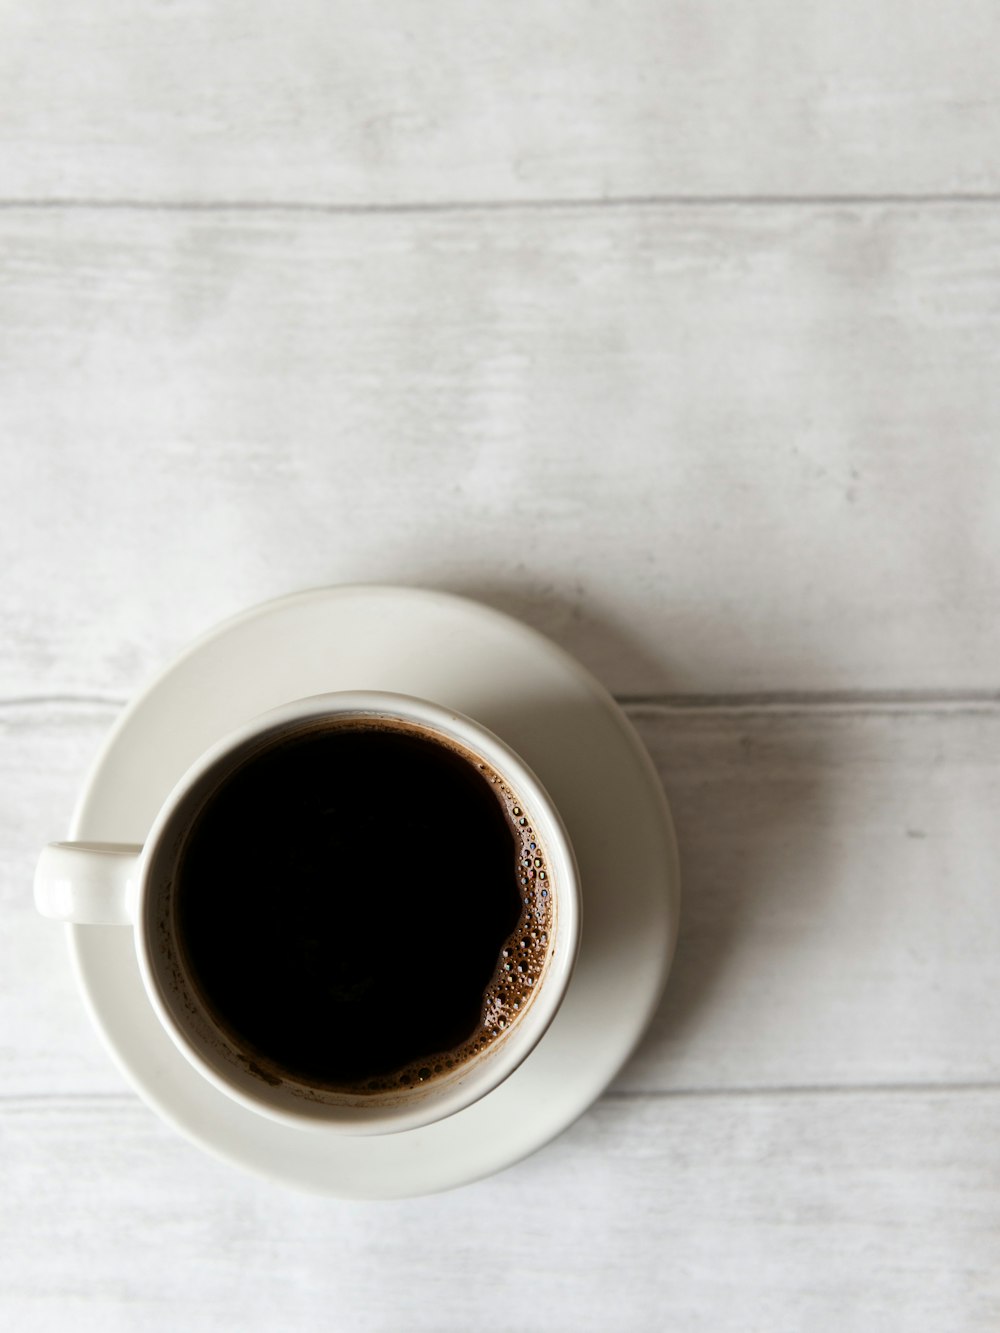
xmin=2 ymin=205 xmax=999 ymax=698
xmin=2 ymin=1090 xmax=998 ymax=1330
xmin=620 ymin=703 xmax=1000 ymax=1093
xmin=0 ymin=707 xmax=129 ymax=1096
xmin=2 ymin=0 xmax=1000 ymax=203
xmin=10 ymin=703 xmax=1000 ymax=1097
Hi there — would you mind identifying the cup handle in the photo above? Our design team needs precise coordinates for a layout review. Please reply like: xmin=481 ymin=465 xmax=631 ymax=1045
xmin=34 ymin=842 xmax=142 ymax=924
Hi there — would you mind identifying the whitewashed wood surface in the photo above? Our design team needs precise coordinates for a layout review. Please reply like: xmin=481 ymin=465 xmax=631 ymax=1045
xmin=4 ymin=3 xmax=999 ymax=1329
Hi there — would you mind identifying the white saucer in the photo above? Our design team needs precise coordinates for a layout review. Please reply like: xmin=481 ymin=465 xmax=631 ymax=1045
xmin=67 ymin=586 xmax=680 ymax=1198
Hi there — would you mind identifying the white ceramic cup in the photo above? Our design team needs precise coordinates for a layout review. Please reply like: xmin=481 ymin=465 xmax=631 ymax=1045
xmin=35 ymin=691 xmax=580 ymax=1135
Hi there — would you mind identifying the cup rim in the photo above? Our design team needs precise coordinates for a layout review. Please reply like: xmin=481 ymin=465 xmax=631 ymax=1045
xmin=132 ymin=690 xmax=581 ymax=1135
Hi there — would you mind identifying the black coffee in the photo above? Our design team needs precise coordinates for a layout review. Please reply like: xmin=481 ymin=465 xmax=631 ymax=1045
xmin=174 ymin=719 xmax=554 ymax=1093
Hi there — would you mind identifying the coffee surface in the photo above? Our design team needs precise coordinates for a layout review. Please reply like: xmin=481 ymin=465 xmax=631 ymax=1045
xmin=175 ymin=720 xmax=553 ymax=1093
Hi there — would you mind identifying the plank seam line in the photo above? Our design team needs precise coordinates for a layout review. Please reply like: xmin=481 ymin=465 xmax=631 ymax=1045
xmin=4 ymin=1081 xmax=999 ymax=1109
xmin=0 ymin=694 xmax=127 ymax=710
xmin=0 ymin=193 xmax=999 ymax=217
xmin=607 ymin=1080 xmax=1000 ymax=1099
xmin=619 ymin=690 xmax=1000 ymax=716
xmin=4 ymin=690 xmax=1000 ymax=716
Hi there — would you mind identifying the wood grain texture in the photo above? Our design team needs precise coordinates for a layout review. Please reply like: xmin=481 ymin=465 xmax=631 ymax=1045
xmin=3 ymin=1091 xmax=998 ymax=1331
xmin=4 ymin=2 xmax=999 ymax=1321
xmin=3 ymin=205 xmax=999 ymax=698
xmin=0 ymin=707 xmax=126 ymax=1096
xmin=9 ymin=702 xmax=1000 ymax=1099
xmin=623 ymin=702 xmax=1000 ymax=1093
xmin=2 ymin=0 xmax=1000 ymax=203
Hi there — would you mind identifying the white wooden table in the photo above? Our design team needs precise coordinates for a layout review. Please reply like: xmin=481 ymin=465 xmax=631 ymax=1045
xmin=3 ymin=4 xmax=999 ymax=1328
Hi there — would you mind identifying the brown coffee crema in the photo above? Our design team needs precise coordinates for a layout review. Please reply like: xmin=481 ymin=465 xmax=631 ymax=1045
xmin=173 ymin=717 xmax=556 ymax=1095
